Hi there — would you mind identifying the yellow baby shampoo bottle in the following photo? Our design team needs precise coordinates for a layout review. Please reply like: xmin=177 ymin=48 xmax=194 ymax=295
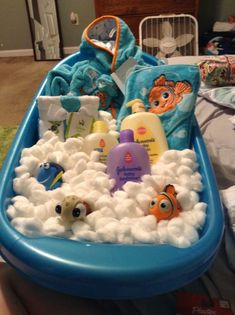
xmin=121 ymin=99 xmax=168 ymax=164
xmin=84 ymin=120 xmax=118 ymax=164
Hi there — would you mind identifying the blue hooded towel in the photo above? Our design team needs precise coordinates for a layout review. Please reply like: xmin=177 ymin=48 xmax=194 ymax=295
xmin=117 ymin=64 xmax=201 ymax=150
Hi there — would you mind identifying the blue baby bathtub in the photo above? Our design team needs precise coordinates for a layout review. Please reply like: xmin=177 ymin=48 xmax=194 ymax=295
xmin=0 ymin=52 xmax=224 ymax=299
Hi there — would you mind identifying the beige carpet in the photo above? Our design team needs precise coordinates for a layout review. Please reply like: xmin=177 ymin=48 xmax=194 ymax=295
xmin=0 ymin=56 xmax=57 ymax=126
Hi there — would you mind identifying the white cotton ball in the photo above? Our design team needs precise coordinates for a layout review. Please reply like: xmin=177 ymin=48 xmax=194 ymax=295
xmin=136 ymin=193 xmax=152 ymax=212
xmin=178 ymin=174 xmax=192 ymax=190
xmin=114 ymin=199 xmax=141 ymax=219
xmin=12 ymin=195 xmax=29 ymax=203
xmin=180 ymin=209 xmax=206 ymax=229
xmin=167 ymin=218 xmax=198 ymax=247
xmin=85 ymin=210 xmax=103 ymax=227
xmin=93 ymin=176 xmax=112 ymax=191
xmin=34 ymin=200 xmax=58 ymax=221
xmin=176 ymin=165 xmax=193 ymax=177
xmin=99 ymin=206 xmax=116 ymax=218
xmin=177 ymin=190 xmax=194 ymax=211
xmin=6 ymin=205 xmax=16 ymax=219
xmin=15 ymin=165 xmax=29 ymax=177
xmin=87 ymin=161 xmax=106 ymax=172
xmin=113 ymin=190 xmax=129 ymax=200
xmin=64 ymin=137 xmax=84 ymax=154
xmin=54 ymin=141 xmax=65 ymax=152
xmin=11 ymin=217 xmax=43 ymax=236
xmin=131 ymin=226 xmax=159 ymax=243
xmin=70 ymin=152 xmax=90 ymax=166
xmin=46 ymin=135 xmax=60 ymax=146
xmin=179 ymin=149 xmax=196 ymax=161
xmin=95 ymin=195 xmax=115 ymax=210
xmin=190 ymin=173 xmax=203 ymax=192
xmin=62 ymin=170 xmax=77 ymax=183
xmin=43 ymin=217 xmax=71 ymax=236
xmin=71 ymin=220 xmax=91 ymax=235
xmin=74 ymin=159 xmax=88 ymax=174
xmin=123 ymin=181 xmax=143 ymax=198
xmin=72 ymin=230 xmax=97 ymax=242
xmin=84 ymin=190 xmax=102 ymax=206
xmin=193 ymin=202 xmax=207 ymax=213
xmin=180 ymin=158 xmax=196 ymax=170
xmin=89 ymin=150 xmax=100 ymax=162
xmin=95 ymin=217 xmax=118 ymax=231
xmin=116 ymin=224 xmax=132 ymax=244
xmin=142 ymin=174 xmax=161 ymax=192
xmin=157 ymin=220 xmax=170 ymax=243
xmin=47 ymin=151 xmax=68 ymax=167
xmin=96 ymin=221 xmax=120 ymax=243
xmin=13 ymin=200 xmax=34 ymax=217
xmin=161 ymin=150 xmax=179 ymax=163
xmin=29 ymin=190 xmax=51 ymax=205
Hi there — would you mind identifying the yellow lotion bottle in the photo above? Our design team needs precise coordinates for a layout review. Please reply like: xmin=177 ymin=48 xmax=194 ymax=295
xmin=121 ymin=99 xmax=168 ymax=164
xmin=84 ymin=120 xmax=118 ymax=164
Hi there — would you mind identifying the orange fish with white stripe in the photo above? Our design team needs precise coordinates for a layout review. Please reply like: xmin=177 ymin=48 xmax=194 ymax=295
xmin=149 ymin=184 xmax=182 ymax=222
xmin=148 ymin=75 xmax=192 ymax=114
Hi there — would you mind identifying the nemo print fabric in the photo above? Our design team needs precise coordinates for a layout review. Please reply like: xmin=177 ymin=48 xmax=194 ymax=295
xmin=117 ymin=64 xmax=200 ymax=150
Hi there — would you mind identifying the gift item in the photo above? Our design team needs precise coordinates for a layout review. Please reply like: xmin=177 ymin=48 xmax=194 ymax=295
xmin=106 ymin=129 xmax=151 ymax=191
xmin=84 ymin=120 xmax=118 ymax=164
xmin=198 ymin=55 xmax=235 ymax=86
xmin=117 ymin=64 xmax=200 ymax=150
xmin=121 ymin=99 xmax=168 ymax=164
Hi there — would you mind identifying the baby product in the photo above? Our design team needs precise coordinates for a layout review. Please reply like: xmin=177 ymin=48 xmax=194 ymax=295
xmin=121 ymin=99 xmax=168 ymax=164
xmin=37 ymin=96 xmax=67 ymax=141
xmin=149 ymin=184 xmax=182 ymax=222
xmin=55 ymin=195 xmax=92 ymax=223
xmin=107 ymin=129 xmax=151 ymax=191
xmin=84 ymin=120 xmax=118 ymax=164
xmin=117 ymin=64 xmax=200 ymax=150
xmin=0 ymin=50 xmax=224 ymax=299
xmin=64 ymin=96 xmax=99 ymax=138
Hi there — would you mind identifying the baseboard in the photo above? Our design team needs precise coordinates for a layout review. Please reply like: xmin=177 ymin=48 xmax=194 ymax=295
xmin=0 ymin=46 xmax=79 ymax=58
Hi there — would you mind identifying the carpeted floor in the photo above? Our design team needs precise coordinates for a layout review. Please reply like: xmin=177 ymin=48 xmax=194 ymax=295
xmin=0 ymin=56 xmax=57 ymax=126
xmin=0 ymin=56 xmax=58 ymax=167
xmin=0 ymin=126 xmax=18 ymax=168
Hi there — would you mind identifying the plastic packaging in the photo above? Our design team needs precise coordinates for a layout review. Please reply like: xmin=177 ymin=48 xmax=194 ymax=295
xmin=107 ymin=129 xmax=151 ymax=191
xmin=121 ymin=99 xmax=168 ymax=164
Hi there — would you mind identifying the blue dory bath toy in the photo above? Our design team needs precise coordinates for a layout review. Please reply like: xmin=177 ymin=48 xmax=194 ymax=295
xmin=36 ymin=162 xmax=64 ymax=190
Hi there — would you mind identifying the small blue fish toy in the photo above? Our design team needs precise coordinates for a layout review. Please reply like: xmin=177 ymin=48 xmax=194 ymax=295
xmin=36 ymin=162 xmax=64 ymax=190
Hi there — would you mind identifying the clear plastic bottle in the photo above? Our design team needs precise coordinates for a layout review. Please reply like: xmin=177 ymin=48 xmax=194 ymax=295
xmin=84 ymin=120 xmax=118 ymax=164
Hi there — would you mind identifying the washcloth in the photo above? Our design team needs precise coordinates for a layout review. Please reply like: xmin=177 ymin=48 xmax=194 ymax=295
xmin=37 ymin=95 xmax=99 ymax=140
xmin=117 ymin=64 xmax=200 ymax=150
xmin=45 ymin=16 xmax=158 ymax=117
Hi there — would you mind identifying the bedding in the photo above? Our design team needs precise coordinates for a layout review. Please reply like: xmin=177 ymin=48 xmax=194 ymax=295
xmin=158 ymin=56 xmax=235 ymax=314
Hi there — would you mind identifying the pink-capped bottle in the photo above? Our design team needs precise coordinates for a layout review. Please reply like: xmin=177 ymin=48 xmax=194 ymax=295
xmin=107 ymin=129 xmax=151 ymax=191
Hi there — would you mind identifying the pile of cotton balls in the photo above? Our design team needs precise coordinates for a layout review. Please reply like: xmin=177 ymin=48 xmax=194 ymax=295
xmin=7 ymin=116 xmax=206 ymax=248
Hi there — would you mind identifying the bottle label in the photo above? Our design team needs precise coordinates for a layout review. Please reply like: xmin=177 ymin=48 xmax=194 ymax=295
xmin=116 ymin=165 xmax=143 ymax=182
xmin=94 ymin=138 xmax=108 ymax=164
xmin=65 ymin=112 xmax=93 ymax=138
xmin=135 ymin=123 xmax=160 ymax=164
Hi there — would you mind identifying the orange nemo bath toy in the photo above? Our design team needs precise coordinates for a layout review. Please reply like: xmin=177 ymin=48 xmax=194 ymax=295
xmin=149 ymin=184 xmax=182 ymax=222
xmin=148 ymin=74 xmax=192 ymax=114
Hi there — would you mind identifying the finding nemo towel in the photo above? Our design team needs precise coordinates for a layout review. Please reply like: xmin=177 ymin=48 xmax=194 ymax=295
xmin=117 ymin=64 xmax=201 ymax=150
xmin=45 ymin=15 xmax=156 ymax=118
